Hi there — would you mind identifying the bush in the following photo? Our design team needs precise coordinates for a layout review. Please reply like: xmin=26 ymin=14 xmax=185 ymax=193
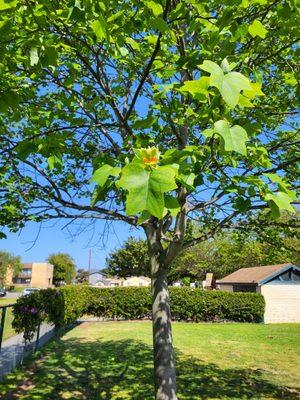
xmin=13 ymin=286 xmax=265 ymax=341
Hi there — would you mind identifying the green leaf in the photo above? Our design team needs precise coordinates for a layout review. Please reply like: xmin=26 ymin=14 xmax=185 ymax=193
xmin=264 ymin=173 xmax=286 ymax=185
xmin=265 ymin=192 xmax=296 ymax=213
xmin=91 ymin=15 xmax=107 ymax=41
xmin=199 ymin=60 xmax=252 ymax=107
xmin=91 ymin=164 xmax=120 ymax=186
xmin=164 ymin=194 xmax=180 ymax=218
xmin=234 ymin=197 xmax=251 ymax=212
xmin=150 ymin=17 xmax=169 ymax=33
xmin=177 ymin=77 xmax=209 ymax=101
xmin=137 ymin=211 xmax=151 ymax=225
xmin=0 ymin=0 xmax=17 ymax=10
xmin=248 ymin=20 xmax=268 ymax=39
xmin=91 ymin=184 xmax=110 ymax=207
xmin=199 ymin=60 xmax=224 ymax=89
xmin=178 ymin=172 xmax=195 ymax=189
xmin=213 ymin=120 xmax=248 ymax=155
xmin=30 ymin=48 xmax=39 ymax=66
xmin=42 ymin=47 xmax=58 ymax=67
xmin=48 ymin=155 xmax=62 ymax=171
xmin=145 ymin=1 xmax=163 ymax=16
xmin=221 ymin=73 xmax=252 ymax=108
xmin=117 ymin=164 xmax=177 ymax=218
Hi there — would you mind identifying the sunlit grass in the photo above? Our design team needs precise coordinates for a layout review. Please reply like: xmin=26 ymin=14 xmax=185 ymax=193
xmin=0 ymin=298 xmax=16 ymax=340
xmin=1 ymin=321 xmax=299 ymax=399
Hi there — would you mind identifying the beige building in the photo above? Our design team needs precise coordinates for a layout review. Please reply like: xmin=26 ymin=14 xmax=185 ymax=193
xmin=6 ymin=262 xmax=54 ymax=288
xmin=92 ymin=275 xmax=151 ymax=288
xmin=217 ymin=263 xmax=300 ymax=323
xmin=122 ymin=276 xmax=151 ymax=287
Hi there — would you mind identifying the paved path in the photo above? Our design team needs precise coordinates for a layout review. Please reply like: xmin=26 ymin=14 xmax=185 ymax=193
xmin=0 ymin=324 xmax=54 ymax=381
xmin=4 ymin=292 xmax=22 ymax=299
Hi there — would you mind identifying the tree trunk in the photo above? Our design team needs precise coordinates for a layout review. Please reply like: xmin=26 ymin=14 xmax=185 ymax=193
xmin=146 ymin=225 xmax=178 ymax=400
xmin=152 ymin=266 xmax=177 ymax=400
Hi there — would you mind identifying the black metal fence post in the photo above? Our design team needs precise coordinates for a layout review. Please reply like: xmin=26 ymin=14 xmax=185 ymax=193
xmin=0 ymin=306 xmax=7 ymax=353
xmin=35 ymin=320 xmax=41 ymax=352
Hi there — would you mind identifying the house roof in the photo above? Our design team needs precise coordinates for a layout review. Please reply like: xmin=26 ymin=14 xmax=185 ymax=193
xmin=217 ymin=263 xmax=297 ymax=285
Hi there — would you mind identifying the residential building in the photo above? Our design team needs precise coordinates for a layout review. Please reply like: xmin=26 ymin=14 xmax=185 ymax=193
xmin=88 ymin=271 xmax=108 ymax=286
xmin=217 ymin=263 xmax=300 ymax=323
xmin=122 ymin=276 xmax=151 ymax=287
xmin=89 ymin=274 xmax=151 ymax=288
xmin=6 ymin=262 xmax=54 ymax=288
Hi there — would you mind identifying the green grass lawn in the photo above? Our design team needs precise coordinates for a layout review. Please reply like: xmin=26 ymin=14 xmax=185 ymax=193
xmin=1 ymin=321 xmax=299 ymax=399
xmin=0 ymin=298 xmax=16 ymax=340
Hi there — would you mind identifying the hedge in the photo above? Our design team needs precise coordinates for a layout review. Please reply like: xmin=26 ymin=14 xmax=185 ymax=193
xmin=12 ymin=286 xmax=265 ymax=341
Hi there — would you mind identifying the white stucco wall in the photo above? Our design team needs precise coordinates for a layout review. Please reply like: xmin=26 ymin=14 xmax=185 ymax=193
xmin=217 ymin=284 xmax=233 ymax=292
xmin=261 ymin=282 xmax=300 ymax=323
xmin=123 ymin=276 xmax=151 ymax=287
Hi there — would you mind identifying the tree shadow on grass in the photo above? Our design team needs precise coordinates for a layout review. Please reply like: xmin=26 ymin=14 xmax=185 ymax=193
xmin=1 ymin=337 xmax=299 ymax=400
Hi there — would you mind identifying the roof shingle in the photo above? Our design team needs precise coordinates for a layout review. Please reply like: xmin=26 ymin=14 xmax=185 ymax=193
xmin=217 ymin=263 xmax=294 ymax=284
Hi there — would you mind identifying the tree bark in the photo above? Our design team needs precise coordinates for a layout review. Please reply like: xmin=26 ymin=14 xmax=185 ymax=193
xmin=146 ymin=225 xmax=178 ymax=400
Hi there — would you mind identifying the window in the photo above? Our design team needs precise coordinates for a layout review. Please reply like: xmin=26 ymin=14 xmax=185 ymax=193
xmin=233 ymin=284 xmax=257 ymax=293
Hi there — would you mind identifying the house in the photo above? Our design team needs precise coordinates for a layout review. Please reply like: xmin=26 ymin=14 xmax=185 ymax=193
xmin=122 ymin=276 xmax=151 ymax=287
xmin=217 ymin=263 xmax=300 ymax=323
xmin=88 ymin=271 xmax=109 ymax=286
xmin=5 ymin=262 xmax=54 ymax=288
xmin=89 ymin=275 xmax=151 ymax=288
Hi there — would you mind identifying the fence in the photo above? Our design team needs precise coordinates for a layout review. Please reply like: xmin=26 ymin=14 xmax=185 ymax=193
xmin=0 ymin=304 xmax=41 ymax=353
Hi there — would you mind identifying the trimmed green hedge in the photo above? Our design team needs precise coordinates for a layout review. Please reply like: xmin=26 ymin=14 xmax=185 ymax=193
xmin=13 ymin=286 xmax=265 ymax=341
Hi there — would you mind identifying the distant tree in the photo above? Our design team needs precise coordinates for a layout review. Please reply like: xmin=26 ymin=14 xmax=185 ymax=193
xmin=47 ymin=253 xmax=76 ymax=286
xmin=75 ymin=269 xmax=90 ymax=284
xmin=105 ymin=237 xmax=150 ymax=277
xmin=105 ymin=227 xmax=300 ymax=283
xmin=0 ymin=251 xmax=21 ymax=286
xmin=170 ymin=230 xmax=300 ymax=282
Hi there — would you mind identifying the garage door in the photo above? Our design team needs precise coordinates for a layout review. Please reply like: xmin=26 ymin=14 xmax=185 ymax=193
xmin=261 ymin=282 xmax=300 ymax=323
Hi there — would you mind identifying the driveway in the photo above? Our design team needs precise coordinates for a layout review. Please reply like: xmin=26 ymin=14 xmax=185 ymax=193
xmin=4 ymin=292 xmax=22 ymax=299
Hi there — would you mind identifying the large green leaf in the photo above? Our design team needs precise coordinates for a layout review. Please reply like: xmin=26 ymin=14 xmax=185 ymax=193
xmin=0 ymin=0 xmax=17 ymax=10
xmin=178 ymin=77 xmax=209 ymax=99
xmin=204 ymin=120 xmax=248 ymax=155
xmin=265 ymin=192 xmax=296 ymax=213
xmin=91 ymin=164 xmax=121 ymax=186
xmin=199 ymin=60 xmax=252 ymax=107
xmin=248 ymin=20 xmax=268 ymax=38
xmin=145 ymin=1 xmax=163 ymax=16
xmin=91 ymin=15 xmax=107 ymax=41
xmin=164 ymin=194 xmax=180 ymax=218
xmin=117 ymin=164 xmax=177 ymax=218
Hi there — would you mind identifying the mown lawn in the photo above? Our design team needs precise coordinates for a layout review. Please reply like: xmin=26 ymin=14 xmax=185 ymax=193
xmin=0 ymin=298 xmax=16 ymax=340
xmin=1 ymin=321 xmax=299 ymax=399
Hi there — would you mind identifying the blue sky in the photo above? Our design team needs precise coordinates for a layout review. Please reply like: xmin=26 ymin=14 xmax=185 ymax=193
xmin=0 ymin=219 xmax=144 ymax=271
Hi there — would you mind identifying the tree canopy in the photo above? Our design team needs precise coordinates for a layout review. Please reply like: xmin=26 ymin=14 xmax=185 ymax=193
xmin=0 ymin=251 xmax=21 ymax=286
xmin=47 ymin=252 xmax=76 ymax=285
xmin=0 ymin=0 xmax=299 ymax=243
xmin=170 ymin=229 xmax=300 ymax=281
xmin=104 ymin=237 xmax=150 ymax=277
xmin=75 ymin=268 xmax=90 ymax=284
xmin=104 ymin=227 xmax=300 ymax=281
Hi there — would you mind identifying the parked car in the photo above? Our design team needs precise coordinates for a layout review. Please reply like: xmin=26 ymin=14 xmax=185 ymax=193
xmin=0 ymin=287 xmax=6 ymax=297
xmin=23 ymin=287 xmax=40 ymax=296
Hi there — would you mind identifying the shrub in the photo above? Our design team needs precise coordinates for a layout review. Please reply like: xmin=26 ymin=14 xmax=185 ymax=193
xmin=13 ymin=286 xmax=265 ymax=341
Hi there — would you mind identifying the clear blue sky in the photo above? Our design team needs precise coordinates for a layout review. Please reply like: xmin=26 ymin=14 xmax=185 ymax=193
xmin=0 ymin=220 xmax=144 ymax=271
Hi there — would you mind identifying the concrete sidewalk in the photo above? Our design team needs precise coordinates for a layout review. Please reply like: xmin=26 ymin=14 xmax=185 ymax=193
xmin=0 ymin=324 xmax=54 ymax=381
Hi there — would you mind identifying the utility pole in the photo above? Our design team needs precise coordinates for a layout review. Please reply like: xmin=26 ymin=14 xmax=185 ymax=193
xmin=88 ymin=249 xmax=92 ymax=275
